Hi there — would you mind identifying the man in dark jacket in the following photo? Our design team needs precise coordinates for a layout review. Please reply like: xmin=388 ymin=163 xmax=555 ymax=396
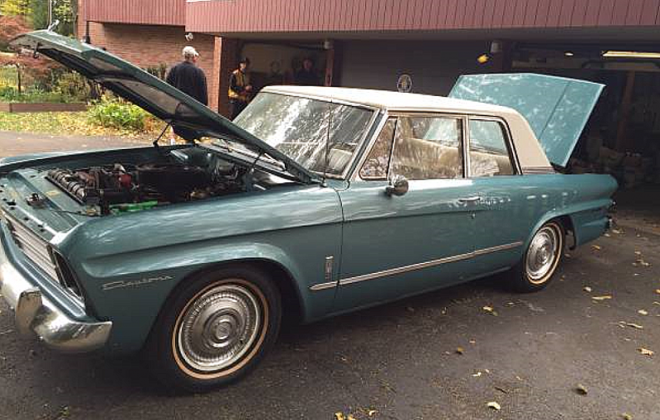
xmin=166 ymin=46 xmax=208 ymax=106
xmin=166 ymin=46 xmax=208 ymax=142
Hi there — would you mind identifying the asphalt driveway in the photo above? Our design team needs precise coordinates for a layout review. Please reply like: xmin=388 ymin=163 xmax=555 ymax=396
xmin=0 ymin=132 xmax=658 ymax=420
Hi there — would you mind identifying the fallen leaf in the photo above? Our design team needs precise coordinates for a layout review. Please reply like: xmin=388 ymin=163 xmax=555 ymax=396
xmin=622 ymin=414 xmax=633 ymax=420
xmin=638 ymin=309 xmax=648 ymax=316
xmin=335 ymin=413 xmax=346 ymax=420
xmin=482 ymin=306 xmax=498 ymax=316
xmin=367 ymin=410 xmax=377 ymax=417
xmin=655 ymin=289 xmax=660 ymax=295
xmin=472 ymin=371 xmax=482 ymax=377
xmin=612 ymin=229 xmax=622 ymax=234
xmin=592 ymin=244 xmax=602 ymax=251
xmin=469 ymin=339 xmax=476 ymax=345
xmin=347 ymin=415 xmax=356 ymax=420
xmin=575 ymin=384 xmax=588 ymax=395
xmin=634 ymin=251 xmax=642 ymax=255
xmin=604 ymin=233 xmax=611 ymax=237
xmin=638 ymin=348 xmax=654 ymax=356
xmin=494 ymin=386 xmax=508 ymax=394
xmin=456 ymin=347 xmax=464 ymax=355
xmin=592 ymin=295 xmax=613 ymax=301
xmin=583 ymin=286 xmax=592 ymax=292
xmin=486 ymin=401 xmax=501 ymax=411
xmin=622 ymin=322 xmax=644 ymax=330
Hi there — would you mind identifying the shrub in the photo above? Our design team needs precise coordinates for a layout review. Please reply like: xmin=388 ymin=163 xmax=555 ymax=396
xmin=88 ymin=96 xmax=149 ymax=131
xmin=53 ymin=71 xmax=91 ymax=102
xmin=0 ymin=85 xmax=72 ymax=103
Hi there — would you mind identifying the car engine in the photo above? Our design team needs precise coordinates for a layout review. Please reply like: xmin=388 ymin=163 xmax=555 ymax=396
xmin=46 ymin=157 xmax=249 ymax=215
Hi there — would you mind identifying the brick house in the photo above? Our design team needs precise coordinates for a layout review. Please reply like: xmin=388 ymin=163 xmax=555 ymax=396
xmin=78 ymin=0 xmax=660 ymax=182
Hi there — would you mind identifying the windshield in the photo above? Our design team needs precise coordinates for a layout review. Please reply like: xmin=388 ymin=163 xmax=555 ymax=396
xmin=231 ymin=92 xmax=375 ymax=176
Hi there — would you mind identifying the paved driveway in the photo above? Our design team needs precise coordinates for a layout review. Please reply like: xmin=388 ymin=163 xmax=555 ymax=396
xmin=0 ymin=132 xmax=658 ymax=420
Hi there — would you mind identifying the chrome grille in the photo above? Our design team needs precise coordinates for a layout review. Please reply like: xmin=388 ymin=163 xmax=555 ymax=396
xmin=4 ymin=212 xmax=59 ymax=280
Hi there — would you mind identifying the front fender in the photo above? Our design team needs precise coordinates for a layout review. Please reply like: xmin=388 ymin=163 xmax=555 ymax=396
xmin=80 ymin=240 xmax=329 ymax=354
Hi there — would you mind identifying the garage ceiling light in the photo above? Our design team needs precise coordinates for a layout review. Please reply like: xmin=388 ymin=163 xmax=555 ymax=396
xmin=603 ymin=50 xmax=660 ymax=59
xmin=564 ymin=51 xmax=575 ymax=57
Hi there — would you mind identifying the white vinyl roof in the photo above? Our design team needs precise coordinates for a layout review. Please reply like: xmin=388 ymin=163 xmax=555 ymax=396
xmin=261 ymin=85 xmax=516 ymax=116
xmin=261 ymin=85 xmax=553 ymax=171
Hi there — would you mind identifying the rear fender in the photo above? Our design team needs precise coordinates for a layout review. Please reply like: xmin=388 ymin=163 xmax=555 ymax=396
xmin=525 ymin=197 xmax=613 ymax=252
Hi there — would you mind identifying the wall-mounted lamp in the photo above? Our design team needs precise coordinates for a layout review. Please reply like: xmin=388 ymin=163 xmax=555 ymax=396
xmin=477 ymin=54 xmax=490 ymax=64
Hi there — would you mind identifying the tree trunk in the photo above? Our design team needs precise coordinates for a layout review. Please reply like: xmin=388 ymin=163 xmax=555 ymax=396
xmin=15 ymin=64 xmax=22 ymax=94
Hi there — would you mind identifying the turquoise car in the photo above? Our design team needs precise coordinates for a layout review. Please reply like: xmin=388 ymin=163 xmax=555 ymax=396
xmin=0 ymin=31 xmax=616 ymax=392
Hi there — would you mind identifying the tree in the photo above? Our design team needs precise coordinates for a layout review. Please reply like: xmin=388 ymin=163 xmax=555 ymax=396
xmin=0 ymin=0 xmax=30 ymax=17
xmin=28 ymin=0 xmax=48 ymax=29
xmin=0 ymin=15 xmax=58 ymax=93
xmin=53 ymin=0 xmax=74 ymax=35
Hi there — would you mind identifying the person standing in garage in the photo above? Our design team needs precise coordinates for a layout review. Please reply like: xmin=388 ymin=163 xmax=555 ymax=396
xmin=294 ymin=57 xmax=321 ymax=86
xmin=228 ymin=58 xmax=253 ymax=119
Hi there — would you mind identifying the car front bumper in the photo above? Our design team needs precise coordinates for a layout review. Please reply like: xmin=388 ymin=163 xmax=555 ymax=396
xmin=0 ymin=232 xmax=112 ymax=354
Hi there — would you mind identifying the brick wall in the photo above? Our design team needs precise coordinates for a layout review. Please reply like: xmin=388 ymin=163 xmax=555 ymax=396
xmin=77 ymin=3 xmax=222 ymax=113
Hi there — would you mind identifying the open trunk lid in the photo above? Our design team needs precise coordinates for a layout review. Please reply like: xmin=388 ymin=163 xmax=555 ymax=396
xmin=449 ymin=73 xmax=604 ymax=167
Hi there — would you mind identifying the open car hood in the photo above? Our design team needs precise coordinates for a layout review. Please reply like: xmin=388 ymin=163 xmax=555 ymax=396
xmin=11 ymin=30 xmax=319 ymax=183
xmin=449 ymin=73 xmax=604 ymax=167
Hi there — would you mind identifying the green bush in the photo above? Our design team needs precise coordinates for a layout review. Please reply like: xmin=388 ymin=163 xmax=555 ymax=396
xmin=0 ymin=85 xmax=72 ymax=103
xmin=53 ymin=71 xmax=91 ymax=102
xmin=88 ymin=97 xmax=149 ymax=131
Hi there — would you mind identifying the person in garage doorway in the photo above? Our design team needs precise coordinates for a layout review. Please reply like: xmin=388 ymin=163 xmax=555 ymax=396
xmin=166 ymin=46 xmax=208 ymax=143
xmin=228 ymin=57 xmax=253 ymax=120
xmin=294 ymin=57 xmax=321 ymax=86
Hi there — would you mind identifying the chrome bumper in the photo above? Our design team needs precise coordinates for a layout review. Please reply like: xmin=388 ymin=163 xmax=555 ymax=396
xmin=0 ymin=236 xmax=112 ymax=353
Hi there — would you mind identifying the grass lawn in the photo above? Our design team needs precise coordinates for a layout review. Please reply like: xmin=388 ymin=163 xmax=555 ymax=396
xmin=0 ymin=111 xmax=161 ymax=139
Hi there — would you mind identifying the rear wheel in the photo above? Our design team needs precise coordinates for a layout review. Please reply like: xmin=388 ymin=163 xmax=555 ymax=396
xmin=507 ymin=221 xmax=564 ymax=292
xmin=144 ymin=266 xmax=281 ymax=393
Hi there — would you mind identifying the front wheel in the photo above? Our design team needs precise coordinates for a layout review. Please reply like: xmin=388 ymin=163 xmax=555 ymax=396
xmin=144 ymin=266 xmax=281 ymax=393
xmin=506 ymin=221 xmax=564 ymax=293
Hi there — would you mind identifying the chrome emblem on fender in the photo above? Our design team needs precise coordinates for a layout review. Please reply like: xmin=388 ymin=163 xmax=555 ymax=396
xmin=102 ymin=275 xmax=173 ymax=291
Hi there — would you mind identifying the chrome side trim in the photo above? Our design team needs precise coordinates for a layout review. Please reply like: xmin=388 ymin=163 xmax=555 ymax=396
xmin=309 ymin=281 xmax=337 ymax=292
xmin=523 ymin=166 xmax=556 ymax=174
xmin=338 ymin=241 xmax=524 ymax=287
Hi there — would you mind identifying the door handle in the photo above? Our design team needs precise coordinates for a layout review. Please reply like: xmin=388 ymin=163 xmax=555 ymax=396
xmin=459 ymin=196 xmax=482 ymax=204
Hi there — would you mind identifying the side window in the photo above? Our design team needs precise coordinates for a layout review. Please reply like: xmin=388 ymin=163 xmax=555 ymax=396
xmin=469 ymin=119 xmax=515 ymax=177
xmin=391 ymin=116 xmax=464 ymax=180
xmin=360 ymin=118 xmax=396 ymax=180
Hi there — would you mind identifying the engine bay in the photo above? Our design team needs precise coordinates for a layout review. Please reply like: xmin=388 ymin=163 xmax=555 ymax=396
xmin=45 ymin=149 xmax=279 ymax=216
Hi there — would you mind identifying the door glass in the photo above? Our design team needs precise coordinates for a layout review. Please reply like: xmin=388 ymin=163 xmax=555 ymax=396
xmin=469 ymin=119 xmax=515 ymax=177
xmin=360 ymin=118 xmax=396 ymax=180
xmin=391 ymin=116 xmax=464 ymax=180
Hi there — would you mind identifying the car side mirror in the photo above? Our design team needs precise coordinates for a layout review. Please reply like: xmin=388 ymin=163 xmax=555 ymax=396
xmin=385 ymin=175 xmax=409 ymax=197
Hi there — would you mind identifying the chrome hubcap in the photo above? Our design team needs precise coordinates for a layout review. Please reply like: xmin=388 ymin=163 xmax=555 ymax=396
xmin=526 ymin=226 xmax=560 ymax=284
xmin=177 ymin=283 xmax=262 ymax=372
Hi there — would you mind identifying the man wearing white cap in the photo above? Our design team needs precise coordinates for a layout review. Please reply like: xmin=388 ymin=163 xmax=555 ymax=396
xmin=166 ymin=46 xmax=208 ymax=106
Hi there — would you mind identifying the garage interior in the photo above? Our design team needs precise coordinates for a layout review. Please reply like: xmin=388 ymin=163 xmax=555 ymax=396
xmin=512 ymin=41 xmax=660 ymax=230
